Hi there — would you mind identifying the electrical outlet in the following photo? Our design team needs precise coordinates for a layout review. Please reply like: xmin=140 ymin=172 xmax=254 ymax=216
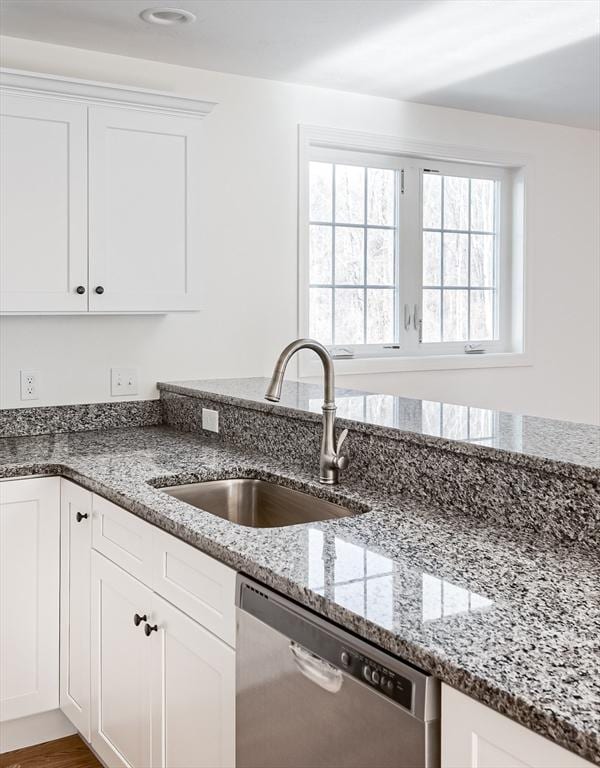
xmin=202 ymin=408 xmax=219 ymax=433
xmin=20 ymin=370 xmax=40 ymax=401
xmin=111 ymin=367 xmax=138 ymax=397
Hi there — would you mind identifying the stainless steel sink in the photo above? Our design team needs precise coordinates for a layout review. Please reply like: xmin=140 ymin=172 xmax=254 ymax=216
xmin=160 ymin=478 xmax=356 ymax=528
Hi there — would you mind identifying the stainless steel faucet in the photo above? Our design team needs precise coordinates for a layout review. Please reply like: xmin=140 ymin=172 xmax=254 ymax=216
xmin=265 ymin=338 xmax=349 ymax=485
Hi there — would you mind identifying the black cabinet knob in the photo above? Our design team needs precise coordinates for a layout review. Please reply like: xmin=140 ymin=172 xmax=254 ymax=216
xmin=144 ymin=623 xmax=158 ymax=637
xmin=76 ymin=286 xmax=86 ymax=295
xmin=134 ymin=613 xmax=147 ymax=627
xmin=95 ymin=286 xmax=104 ymax=294
xmin=75 ymin=512 xmax=88 ymax=522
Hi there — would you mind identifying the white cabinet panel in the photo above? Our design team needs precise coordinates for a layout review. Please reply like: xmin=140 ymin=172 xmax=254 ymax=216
xmin=441 ymin=684 xmax=594 ymax=768
xmin=88 ymin=106 xmax=202 ymax=312
xmin=92 ymin=493 xmax=153 ymax=584
xmin=60 ymin=479 xmax=92 ymax=741
xmin=0 ymin=95 xmax=87 ymax=313
xmin=91 ymin=552 xmax=155 ymax=768
xmin=151 ymin=592 xmax=235 ymax=768
xmin=151 ymin=525 xmax=236 ymax=647
xmin=0 ymin=477 xmax=60 ymax=721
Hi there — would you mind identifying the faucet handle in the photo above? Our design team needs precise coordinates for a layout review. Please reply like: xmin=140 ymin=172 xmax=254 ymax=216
xmin=336 ymin=428 xmax=349 ymax=453
xmin=333 ymin=429 xmax=349 ymax=471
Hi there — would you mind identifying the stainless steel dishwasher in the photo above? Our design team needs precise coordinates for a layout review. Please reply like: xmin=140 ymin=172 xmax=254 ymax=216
xmin=236 ymin=576 xmax=440 ymax=768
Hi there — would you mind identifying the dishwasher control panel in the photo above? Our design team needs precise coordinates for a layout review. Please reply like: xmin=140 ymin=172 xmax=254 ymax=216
xmin=339 ymin=646 xmax=413 ymax=710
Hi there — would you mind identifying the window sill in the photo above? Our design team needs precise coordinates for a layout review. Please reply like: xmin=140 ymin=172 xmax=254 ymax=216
xmin=299 ymin=351 xmax=531 ymax=377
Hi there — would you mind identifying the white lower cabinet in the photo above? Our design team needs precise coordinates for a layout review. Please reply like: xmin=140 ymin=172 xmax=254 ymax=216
xmin=91 ymin=551 xmax=154 ymax=768
xmin=91 ymin=551 xmax=235 ymax=768
xmin=60 ymin=479 xmax=92 ymax=741
xmin=151 ymin=591 xmax=235 ymax=768
xmin=0 ymin=477 xmax=60 ymax=723
xmin=441 ymin=684 xmax=594 ymax=768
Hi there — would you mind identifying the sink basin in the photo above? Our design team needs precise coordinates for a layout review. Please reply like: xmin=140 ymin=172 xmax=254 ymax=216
xmin=160 ymin=478 xmax=356 ymax=528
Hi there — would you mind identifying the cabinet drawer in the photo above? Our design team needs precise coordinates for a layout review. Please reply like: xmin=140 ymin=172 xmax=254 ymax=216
xmin=92 ymin=494 xmax=152 ymax=584
xmin=151 ymin=526 xmax=236 ymax=647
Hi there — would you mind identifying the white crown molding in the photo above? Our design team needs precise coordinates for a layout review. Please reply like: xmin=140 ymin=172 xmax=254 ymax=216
xmin=299 ymin=124 xmax=532 ymax=168
xmin=0 ymin=68 xmax=217 ymax=118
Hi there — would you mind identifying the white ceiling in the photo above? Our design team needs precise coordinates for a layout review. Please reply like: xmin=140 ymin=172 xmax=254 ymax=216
xmin=1 ymin=0 xmax=599 ymax=129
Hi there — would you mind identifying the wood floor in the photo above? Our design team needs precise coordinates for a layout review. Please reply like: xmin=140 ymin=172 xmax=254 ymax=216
xmin=0 ymin=735 xmax=101 ymax=768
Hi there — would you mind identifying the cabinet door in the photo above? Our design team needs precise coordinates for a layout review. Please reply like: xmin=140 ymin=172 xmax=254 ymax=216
xmin=150 ymin=592 xmax=235 ymax=768
xmin=88 ymin=106 xmax=202 ymax=313
xmin=0 ymin=477 xmax=60 ymax=721
xmin=91 ymin=552 xmax=155 ymax=768
xmin=0 ymin=94 xmax=87 ymax=313
xmin=151 ymin=525 xmax=236 ymax=647
xmin=441 ymin=684 xmax=593 ymax=768
xmin=60 ymin=479 xmax=92 ymax=740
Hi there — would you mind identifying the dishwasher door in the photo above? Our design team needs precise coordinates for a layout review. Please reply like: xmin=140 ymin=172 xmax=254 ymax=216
xmin=236 ymin=577 xmax=440 ymax=768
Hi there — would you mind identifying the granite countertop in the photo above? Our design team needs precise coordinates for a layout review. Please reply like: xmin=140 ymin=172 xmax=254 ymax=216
xmin=158 ymin=378 xmax=600 ymax=476
xmin=0 ymin=425 xmax=598 ymax=764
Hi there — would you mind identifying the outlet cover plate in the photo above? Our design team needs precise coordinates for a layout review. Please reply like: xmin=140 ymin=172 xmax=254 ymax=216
xmin=20 ymin=370 xmax=39 ymax=401
xmin=202 ymin=408 xmax=219 ymax=433
xmin=111 ymin=367 xmax=138 ymax=397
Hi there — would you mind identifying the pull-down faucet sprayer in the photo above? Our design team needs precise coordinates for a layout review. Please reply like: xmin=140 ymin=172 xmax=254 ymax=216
xmin=265 ymin=338 xmax=349 ymax=485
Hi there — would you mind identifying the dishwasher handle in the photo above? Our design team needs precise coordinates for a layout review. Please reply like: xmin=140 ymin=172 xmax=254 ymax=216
xmin=290 ymin=641 xmax=343 ymax=694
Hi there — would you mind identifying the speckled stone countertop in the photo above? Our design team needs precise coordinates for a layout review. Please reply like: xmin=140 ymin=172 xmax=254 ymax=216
xmin=158 ymin=378 xmax=600 ymax=478
xmin=0 ymin=426 xmax=598 ymax=764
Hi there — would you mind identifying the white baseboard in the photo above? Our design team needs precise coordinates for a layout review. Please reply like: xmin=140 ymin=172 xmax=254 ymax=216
xmin=0 ymin=709 xmax=76 ymax=753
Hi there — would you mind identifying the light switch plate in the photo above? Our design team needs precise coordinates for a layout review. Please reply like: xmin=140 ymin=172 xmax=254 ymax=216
xmin=111 ymin=367 xmax=138 ymax=397
xmin=202 ymin=408 xmax=219 ymax=433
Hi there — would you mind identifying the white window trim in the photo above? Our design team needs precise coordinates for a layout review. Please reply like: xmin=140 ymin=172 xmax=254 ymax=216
xmin=298 ymin=125 xmax=533 ymax=377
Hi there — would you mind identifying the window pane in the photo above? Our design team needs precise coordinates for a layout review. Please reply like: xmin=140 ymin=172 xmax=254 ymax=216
xmin=423 ymin=231 xmax=441 ymax=285
xmin=471 ymin=178 xmax=495 ymax=231
xmin=422 ymin=289 xmax=441 ymax=342
xmin=335 ymin=288 xmax=364 ymax=344
xmin=367 ymin=168 xmax=395 ymax=225
xmin=335 ymin=165 xmax=365 ymax=224
xmin=309 ymin=225 xmax=332 ymax=284
xmin=443 ymin=176 xmax=469 ymax=230
xmin=309 ymin=287 xmax=332 ymax=344
xmin=309 ymin=162 xmax=332 ymax=222
xmin=443 ymin=233 xmax=468 ymax=286
xmin=443 ymin=289 xmax=468 ymax=341
xmin=470 ymin=290 xmax=494 ymax=340
xmin=367 ymin=229 xmax=394 ymax=285
xmin=366 ymin=289 xmax=394 ymax=343
xmin=335 ymin=227 xmax=364 ymax=284
xmin=423 ymin=173 xmax=441 ymax=229
xmin=471 ymin=234 xmax=494 ymax=287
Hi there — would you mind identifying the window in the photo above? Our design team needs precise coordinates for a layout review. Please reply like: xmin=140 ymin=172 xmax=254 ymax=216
xmin=421 ymin=172 xmax=498 ymax=343
xmin=309 ymin=162 xmax=398 ymax=346
xmin=301 ymin=133 xmax=523 ymax=368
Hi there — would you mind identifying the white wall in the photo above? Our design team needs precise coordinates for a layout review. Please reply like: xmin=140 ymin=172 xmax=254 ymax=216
xmin=1 ymin=35 xmax=598 ymax=424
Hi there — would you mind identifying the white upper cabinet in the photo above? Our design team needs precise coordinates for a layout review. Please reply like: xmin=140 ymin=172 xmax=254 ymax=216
xmin=0 ymin=95 xmax=87 ymax=313
xmin=0 ymin=69 xmax=214 ymax=315
xmin=88 ymin=107 xmax=201 ymax=312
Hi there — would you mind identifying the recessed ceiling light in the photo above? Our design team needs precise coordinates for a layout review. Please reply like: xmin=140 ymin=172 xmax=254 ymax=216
xmin=140 ymin=7 xmax=196 ymax=25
